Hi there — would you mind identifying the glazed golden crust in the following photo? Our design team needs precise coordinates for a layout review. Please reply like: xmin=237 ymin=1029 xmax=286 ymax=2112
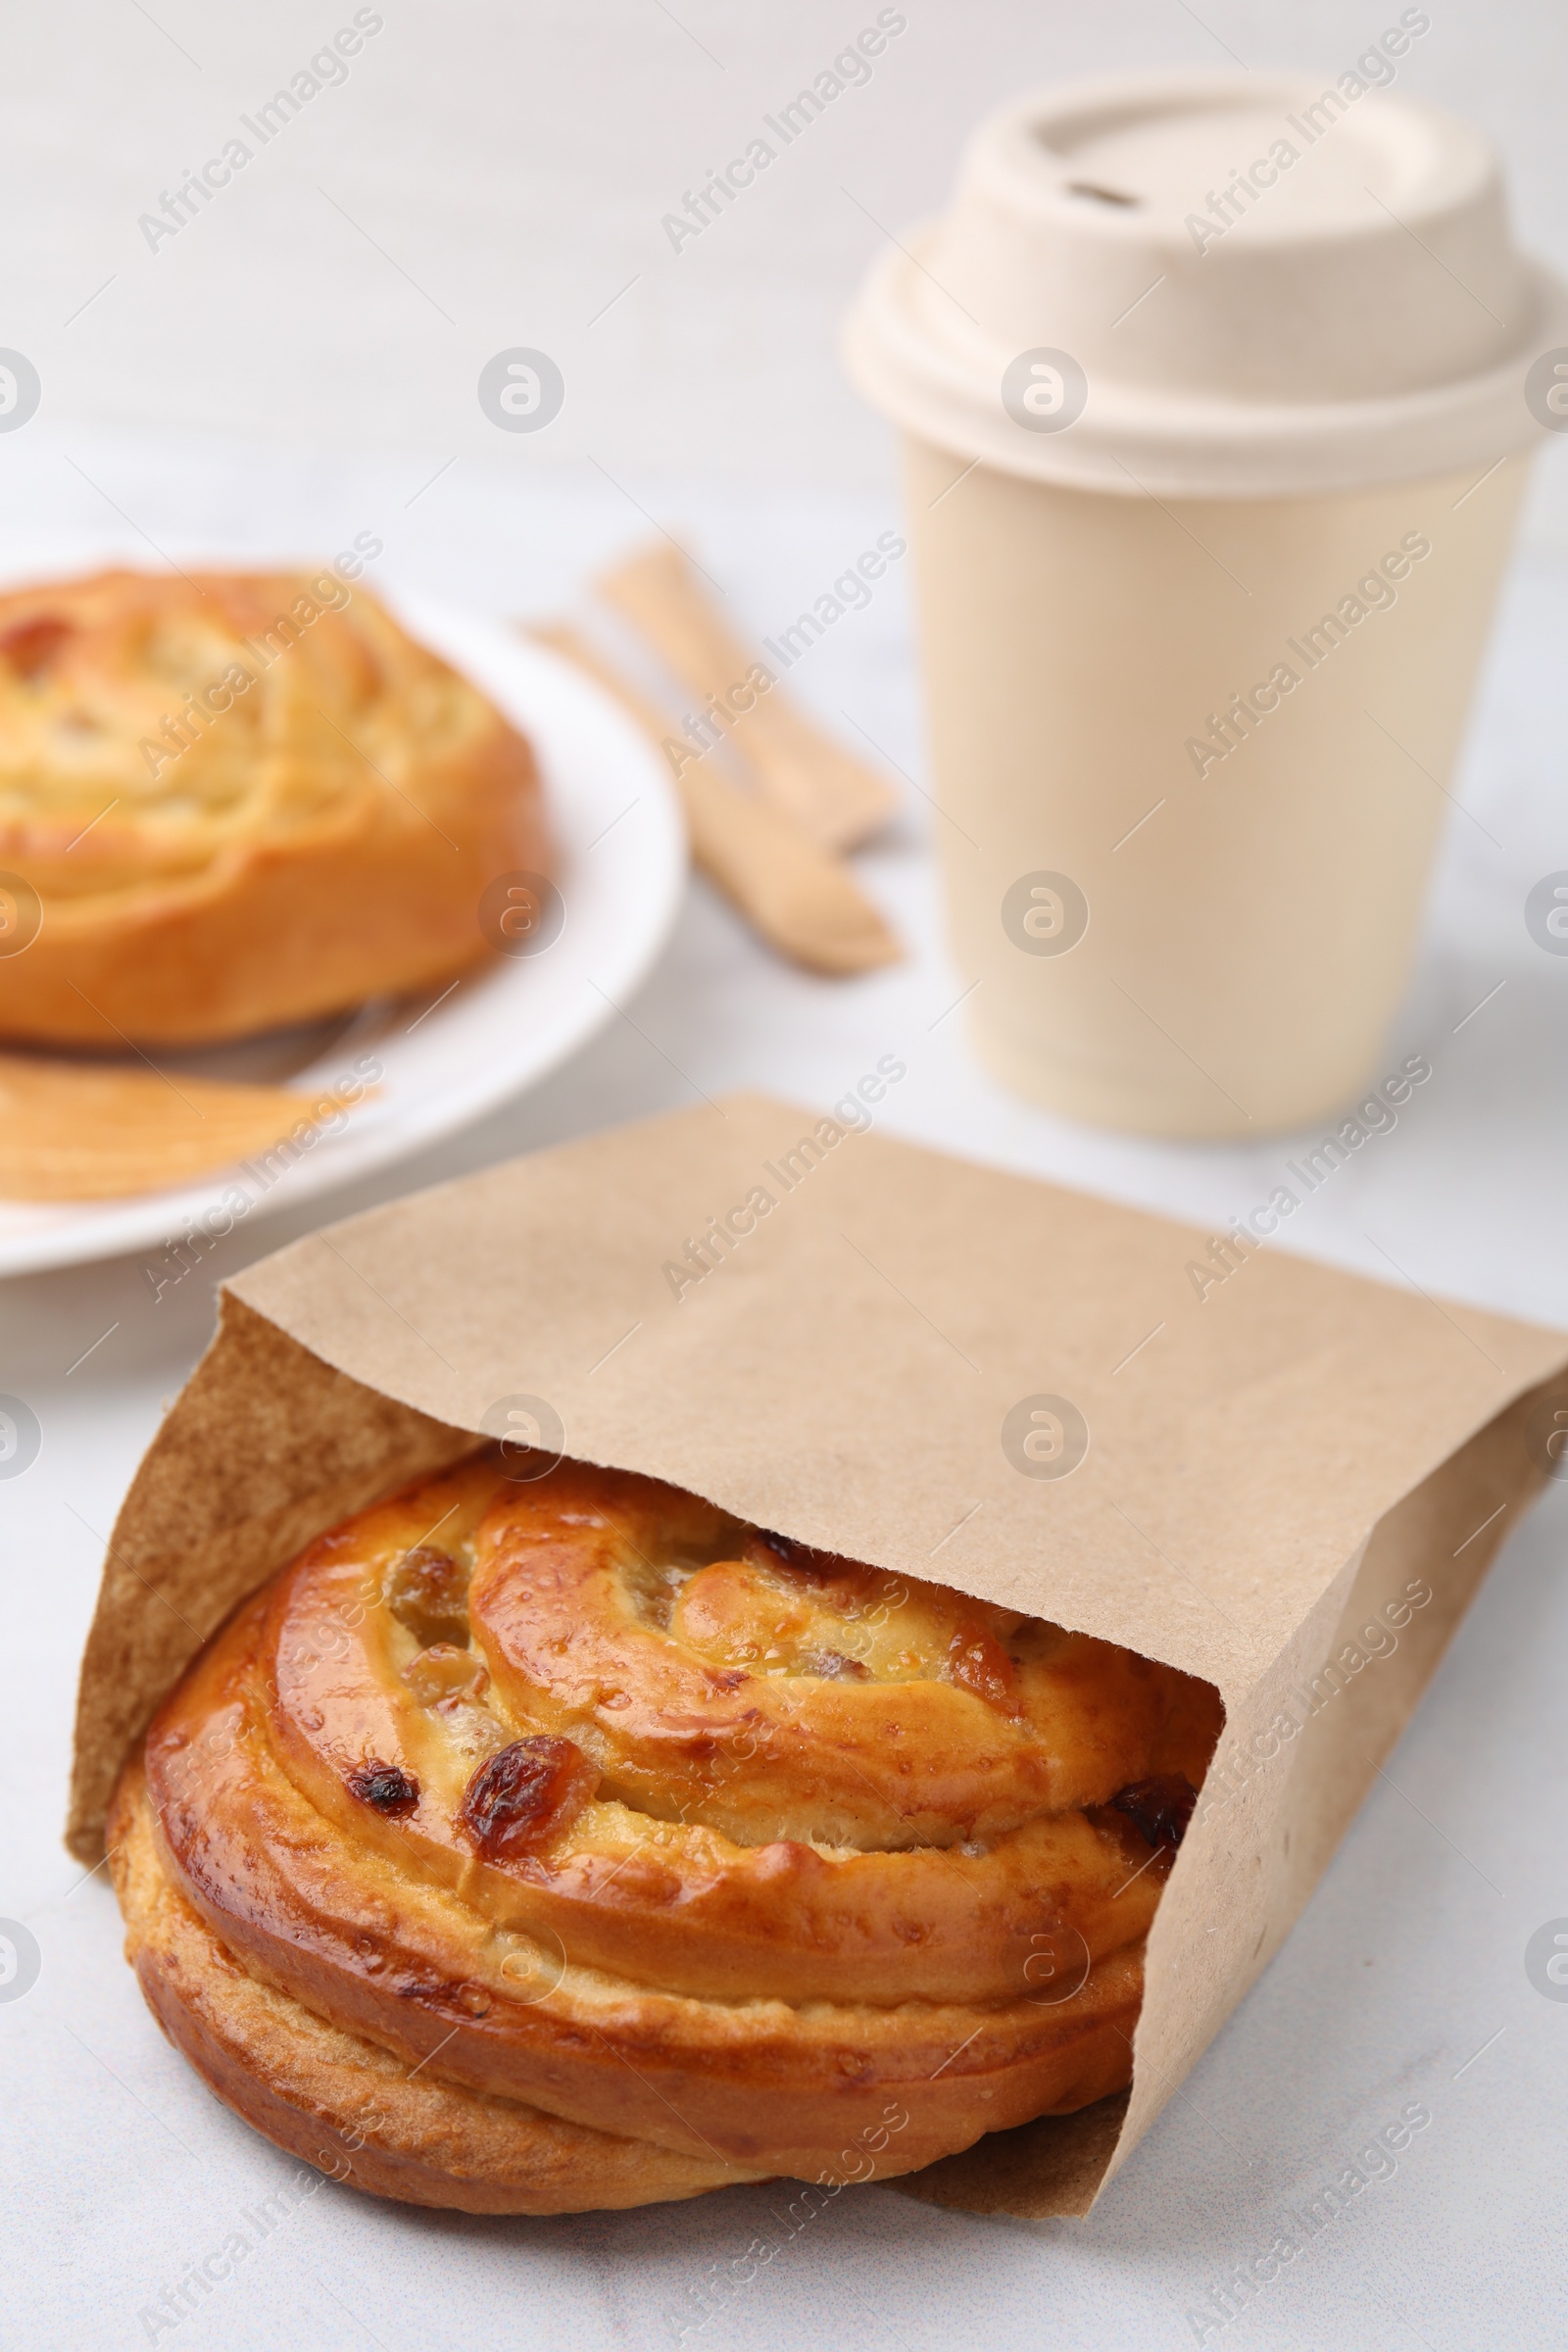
xmin=0 ymin=568 xmax=551 ymax=1045
xmin=108 ymin=1762 xmax=757 ymax=2213
xmin=115 ymin=1452 xmax=1221 ymax=2208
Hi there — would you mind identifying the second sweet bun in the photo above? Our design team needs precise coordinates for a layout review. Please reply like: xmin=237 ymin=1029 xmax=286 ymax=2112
xmin=0 ymin=566 xmax=551 ymax=1046
xmin=110 ymin=1450 xmax=1222 ymax=2212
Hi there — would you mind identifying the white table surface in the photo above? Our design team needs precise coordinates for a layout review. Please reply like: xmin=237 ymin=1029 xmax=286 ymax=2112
xmin=4 ymin=431 xmax=1567 ymax=2352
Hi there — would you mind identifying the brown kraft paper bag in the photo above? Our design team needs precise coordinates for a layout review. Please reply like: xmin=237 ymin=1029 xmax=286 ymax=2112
xmin=67 ymin=1095 xmax=1568 ymax=2217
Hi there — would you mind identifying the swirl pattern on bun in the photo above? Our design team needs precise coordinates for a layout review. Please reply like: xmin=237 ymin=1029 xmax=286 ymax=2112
xmin=109 ymin=1452 xmax=1221 ymax=2213
xmin=0 ymin=567 xmax=550 ymax=1045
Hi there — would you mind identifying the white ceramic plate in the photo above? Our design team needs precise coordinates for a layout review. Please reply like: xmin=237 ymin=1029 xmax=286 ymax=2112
xmin=0 ymin=591 xmax=687 ymax=1278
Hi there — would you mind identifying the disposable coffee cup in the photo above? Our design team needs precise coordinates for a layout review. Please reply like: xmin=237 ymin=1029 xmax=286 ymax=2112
xmin=846 ymin=73 xmax=1568 ymax=1135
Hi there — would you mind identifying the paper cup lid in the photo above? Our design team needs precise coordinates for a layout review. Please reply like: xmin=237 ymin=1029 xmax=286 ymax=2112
xmin=844 ymin=71 xmax=1568 ymax=497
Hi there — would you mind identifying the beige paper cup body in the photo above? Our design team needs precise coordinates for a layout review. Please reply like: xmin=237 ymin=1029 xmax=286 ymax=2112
xmin=904 ymin=439 xmax=1525 ymax=1134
